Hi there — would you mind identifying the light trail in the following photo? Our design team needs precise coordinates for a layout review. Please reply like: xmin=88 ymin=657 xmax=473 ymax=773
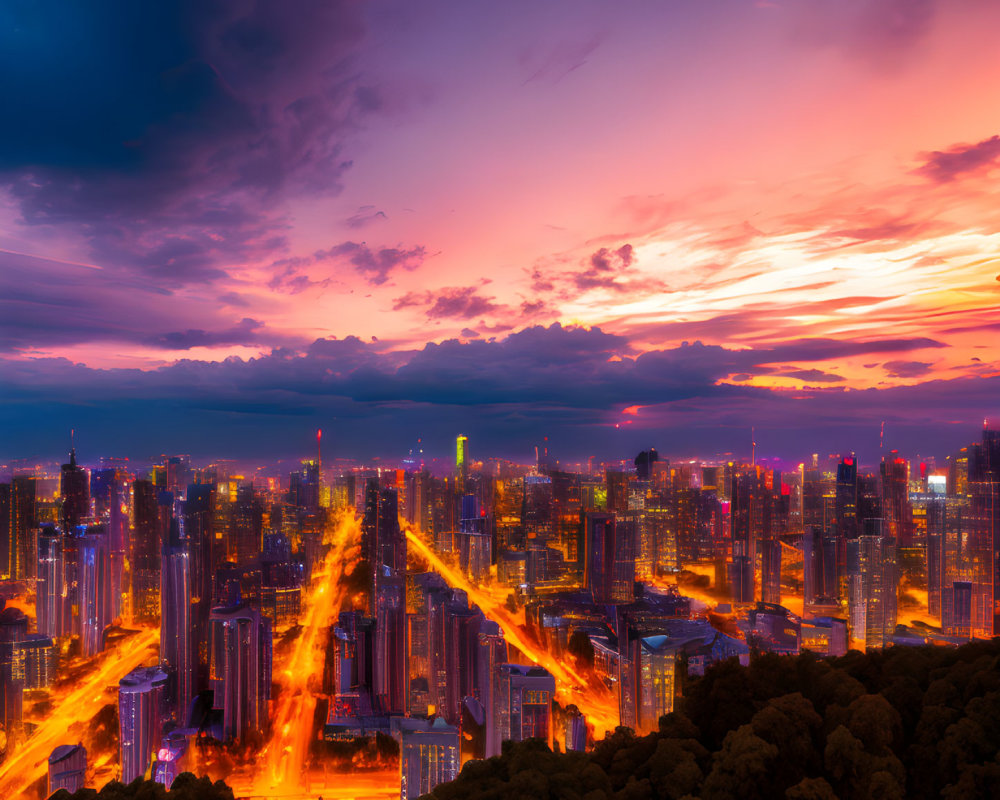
xmin=0 ymin=626 xmax=160 ymax=798
xmin=403 ymin=527 xmax=621 ymax=736
xmin=233 ymin=512 xmax=361 ymax=797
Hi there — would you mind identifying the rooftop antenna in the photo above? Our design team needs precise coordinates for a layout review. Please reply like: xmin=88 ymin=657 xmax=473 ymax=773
xmin=317 ymin=428 xmax=322 ymax=481
xmin=751 ymin=427 xmax=756 ymax=466
xmin=880 ymin=421 xmax=885 ymax=451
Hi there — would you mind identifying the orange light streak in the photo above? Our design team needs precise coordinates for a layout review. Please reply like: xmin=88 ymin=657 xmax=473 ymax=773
xmin=232 ymin=512 xmax=361 ymax=797
xmin=0 ymin=626 xmax=159 ymax=798
xmin=403 ymin=527 xmax=621 ymax=736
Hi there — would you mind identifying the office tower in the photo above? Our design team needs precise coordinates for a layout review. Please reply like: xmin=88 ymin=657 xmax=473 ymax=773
xmin=19 ymin=633 xmax=56 ymax=689
xmin=37 ymin=526 xmax=66 ymax=638
xmin=231 ymin=483 xmax=263 ymax=564
xmin=968 ymin=427 xmax=1000 ymax=636
xmin=161 ymin=519 xmax=194 ymax=725
xmin=587 ymin=512 xmax=635 ymax=604
xmin=606 ymin=470 xmax=632 ymax=515
xmin=0 ymin=608 xmax=27 ymax=734
xmin=456 ymin=434 xmax=469 ymax=493
xmin=443 ymin=601 xmax=482 ymax=724
xmin=184 ymin=482 xmax=216 ymax=692
xmin=288 ymin=461 xmax=320 ymax=514
xmin=620 ymin=634 xmax=680 ymax=734
xmin=835 ymin=456 xmax=859 ymax=542
xmin=60 ymin=449 xmax=90 ymax=532
xmin=118 ymin=666 xmax=168 ymax=784
xmin=880 ymin=453 xmax=913 ymax=546
xmin=48 ymin=744 xmax=87 ymax=795
xmin=261 ymin=533 xmax=303 ymax=626
xmin=10 ymin=476 xmax=37 ymax=580
xmin=208 ymin=604 xmax=272 ymax=742
xmin=802 ymin=525 xmax=837 ymax=610
xmin=925 ymin=494 xmax=946 ymax=617
xmin=364 ymin=483 xmax=406 ymax=615
xmin=727 ymin=468 xmax=761 ymax=604
xmin=847 ymin=519 xmax=897 ymax=650
xmin=79 ymin=524 xmax=111 ymax=657
xmin=93 ymin=468 xmax=129 ymax=620
xmin=476 ymin=619 xmax=506 ymax=758
xmin=399 ymin=717 xmax=461 ymax=800
xmin=374 ymin=567 xmax=407 ymax=715
xmin=496 ymin=664 xmax=555 ymax=747
xmin=132 ymin=480 xmax=163 ymax=621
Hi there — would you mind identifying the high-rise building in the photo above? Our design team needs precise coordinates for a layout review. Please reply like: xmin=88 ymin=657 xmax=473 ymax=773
xmin=399 ymin=717 xmax=460 ymax=800
xmin=456 ymin=434 xmax=469 ymax=493
xmin=161 ymin=519 xmax=194 ymax=725
xmin=846 ymin=519 xmax=897 ymax=650
xmin=131 ymin=480 xmax=163 ymax=621
xmin=60 ymin=449 xmax=90 ymax=533
xmin=48 ymin=744 xmax=87 ymax=795
xmin=0 ymin=608 xmax=28 ymax=734
xmin=584 ymin=513 xmax=634 ymax=604
xmin=495 ymin=664 xmax=555 ymax=747
xmin=208 ymin=604 xmax=272 ymax=742
xmin=476 ymin=619 xmax=507 ymax=758
xmin=79 ymin=524 xmax=111 ymax=657
xmin=37 ymin=526 xmax=66 ymax=639
xmin=620 ymin=634 xmax=681 ymax=734
xmin=374 ymin=567 xmax=407 ymax=715
xmin=118 ymin=666 xmax=167 ymax=784
xmin=10 ymin=476 xmax=37 ymax=580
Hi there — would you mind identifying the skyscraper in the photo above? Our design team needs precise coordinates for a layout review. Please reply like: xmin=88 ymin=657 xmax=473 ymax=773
xmin=79 ymin=524 xmax=111 ymax=657
xmin=161 ymin=519 xmax=194 ymax=725
xmin=60 ymin=448 xmax=89 ymax=533
xmin=584 ymin=512 xmax=634 ymax=604
xmin=847 ymin=519 xmax=897 ymax=650
xmin=37 ymin=526 xmax=66 ymax=639
xmin=208 ymin=604 xmax=272 ymax=742
xmin=131 ymin=480 xmax=163 ymax=621
xmin=118 ymin=666 xmax=167 ymax=784
xmin=0 ymin=607 xmax=28 ymax=735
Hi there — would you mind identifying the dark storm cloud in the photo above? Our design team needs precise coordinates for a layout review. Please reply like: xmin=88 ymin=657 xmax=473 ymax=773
xmin=143 ymin=318 xmax=265 ymax=350
xmin=0 ymin=1 xmax=370 ymax=285
xmin=392 ymin=285 xmax=501 ymax=319
xmin=915 ymin=135 xmax=1000 ymax=183
xmin=883 ymin=360 xmax=934 ymax=378
xmin=0 ymin=324 xmax=992 ymax=462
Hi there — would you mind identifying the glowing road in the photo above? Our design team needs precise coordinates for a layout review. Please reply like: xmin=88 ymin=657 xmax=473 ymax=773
xmin=230 ymin=512 xmax=362 ymax=797
xmin=403 ymin=527 xmax=621 ymax=736
xmin=0 ymin=626 xmax=160 ymax=798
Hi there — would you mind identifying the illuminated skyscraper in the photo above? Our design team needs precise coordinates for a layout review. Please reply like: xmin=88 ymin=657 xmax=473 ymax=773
xmin=968 ymin=427 xmax=1000 ymax=637
xmin=118 ymin=666 xmax=167 ymax=784
xmin=620 ymin=634 xmax=680 ymax=734
xmin=208 ymin=604 xmax=272 ymax=742
xmin=374 ymin=567 xmax=407 ymax=715
xmin=846 ymin=519 xmax=897 ymax=650
xmin=37 ymin=526 xmax=66 ymax=639
xmin=584 ymin=512 xmax=634 ymax=604
xmin=399 ymin=717 xmax=460 ymax=800
xmin=132 ymin=480 xmax=163 ymax=621
xmin=880 ymin=453 xmax=913 ymax=546
xmin=10 ymin=476 xmax=36 ymax=580
xmin=60 ymin=448 xmax=90 ymax=533
xmin=456 ymin=434 xmax=469 ymax=492
xmin=161 ymin=519 xmax=194 ymax=725
xmin=79 ymin=524 xmax=111 ymax=657
xmin=0 ymin=607 xmax=28 ymax=735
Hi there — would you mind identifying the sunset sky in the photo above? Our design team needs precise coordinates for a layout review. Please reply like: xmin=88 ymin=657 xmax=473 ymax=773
xmin=2 ymin=0 xmax=999 ymax=462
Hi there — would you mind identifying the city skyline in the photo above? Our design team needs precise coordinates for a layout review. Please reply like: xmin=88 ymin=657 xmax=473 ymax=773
xmin=2 ymin=2 xmax=1000 ymax=460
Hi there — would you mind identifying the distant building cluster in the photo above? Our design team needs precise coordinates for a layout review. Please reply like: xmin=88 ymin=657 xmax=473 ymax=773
xmin=0 ymin=423 xmax=997 ymax=796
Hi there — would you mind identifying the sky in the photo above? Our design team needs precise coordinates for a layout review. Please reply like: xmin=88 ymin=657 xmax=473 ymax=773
xmin=1 ymin=0 xmax=999 ymax=465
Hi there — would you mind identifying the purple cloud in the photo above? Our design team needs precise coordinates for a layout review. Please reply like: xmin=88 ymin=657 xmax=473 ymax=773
xmin=915 ymin=135 xmax=1000 ymax=183
xmin=883 ymin=360 xmax=933 ymax=378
